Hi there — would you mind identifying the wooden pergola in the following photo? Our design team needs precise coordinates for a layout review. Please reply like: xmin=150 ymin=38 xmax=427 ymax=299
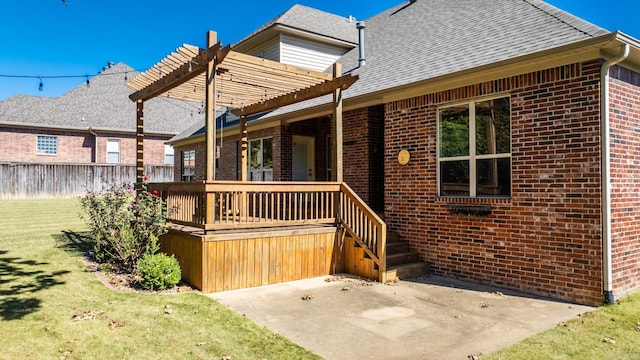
xmin=128 ymin=31 xmax=358 ymax=184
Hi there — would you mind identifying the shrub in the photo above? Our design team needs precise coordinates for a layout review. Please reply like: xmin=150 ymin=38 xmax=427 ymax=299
xmin=136 ymin=253 xmax=182 ymax=290
xmin=80 ymin=181 xmax=169 ymax=271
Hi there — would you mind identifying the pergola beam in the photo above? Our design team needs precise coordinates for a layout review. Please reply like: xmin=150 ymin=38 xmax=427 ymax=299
xmin=232 ymin=73 xmax=358 ymax=116
xmin=129 ymin=42 xmax=232 ymax=102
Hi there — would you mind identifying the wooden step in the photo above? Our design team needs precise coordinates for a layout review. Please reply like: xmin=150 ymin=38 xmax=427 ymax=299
xmin=386 ymin=251 xmax=420 ymax=266
xmin=386 ymin=262 xmax=430 ymax=281
xmin=387 ymin=232 xmax=400 ymax=243
xmin=386 ymin=241 xmax=410 ymax=255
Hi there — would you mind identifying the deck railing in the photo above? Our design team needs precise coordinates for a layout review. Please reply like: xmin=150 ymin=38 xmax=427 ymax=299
xmin=148 ymin=180 xmax=386 ymax=281
xmin=149 ymin=181 xmax=341 ymax=230
xmin=339 ymin=183 xmax=387 ymax=282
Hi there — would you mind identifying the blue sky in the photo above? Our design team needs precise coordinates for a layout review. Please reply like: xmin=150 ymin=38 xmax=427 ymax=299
xmin=0 ymin=0 xmax=638 ymax=100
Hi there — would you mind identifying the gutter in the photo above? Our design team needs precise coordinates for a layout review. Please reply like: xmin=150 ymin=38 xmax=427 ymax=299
xmin=600 ymin=42 xmax=630 ymax=305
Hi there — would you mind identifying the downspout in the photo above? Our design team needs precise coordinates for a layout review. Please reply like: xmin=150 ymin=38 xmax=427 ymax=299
xmin=88 ymin=127 xmax=98 ymax=163
xmin=601 ymin=43 xmax=629 ymax=305
xmin=357 ymin=21 xmax=366 ymax=68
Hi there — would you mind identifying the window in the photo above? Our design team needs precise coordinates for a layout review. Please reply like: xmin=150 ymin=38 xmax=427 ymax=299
xmin=249 ymin=137 xmax=273 ymax=181
xmin=36 ymin=136 xmax=58 ymax=155
xmin=182 ymin=150 xmax=195 ymax=182
xmin=438 ymin=96 xmax=511 ymax=197
xmin=106 ymin=139 xmax=120 ymax=164
xmin=164 ymin=145 xmax=174 ymax=165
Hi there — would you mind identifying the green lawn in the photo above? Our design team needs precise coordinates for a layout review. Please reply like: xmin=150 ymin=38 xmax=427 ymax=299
xmin=486 ymin=290 xmax=640 ymax=359
xmin=0 ymin=198 xmax=320 ymax=360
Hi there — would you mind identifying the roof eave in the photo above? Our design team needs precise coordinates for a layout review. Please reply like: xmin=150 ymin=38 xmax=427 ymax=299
xmin=235 ymin=23 xmax=357 ymax=53
xmin=0 ymin=121 xmax=178 ymax=136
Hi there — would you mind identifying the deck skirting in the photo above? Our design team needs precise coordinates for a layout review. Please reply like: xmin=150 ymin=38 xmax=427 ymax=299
xmin=161 ymin=226 xmax=345 ymax=292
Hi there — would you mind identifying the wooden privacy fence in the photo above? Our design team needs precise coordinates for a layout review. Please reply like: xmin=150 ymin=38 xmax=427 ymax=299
xmin=0 ymin=163 xmax=174 ymax=199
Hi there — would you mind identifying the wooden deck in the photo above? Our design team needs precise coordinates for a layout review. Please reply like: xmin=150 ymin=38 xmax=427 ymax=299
xmin=150 ymin=181 xmax=386 ymax=292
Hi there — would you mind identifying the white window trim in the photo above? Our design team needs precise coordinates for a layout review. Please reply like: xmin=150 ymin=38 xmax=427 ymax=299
xmin=182 ymin=150 xmax=195 ymax=181
xmin=106 ymin=139 xmax=121 ymax=164
xmin=436 ymin=95 xmax=512 ymax=198
xmin=164 ymin=144 xmax=175 ymax=165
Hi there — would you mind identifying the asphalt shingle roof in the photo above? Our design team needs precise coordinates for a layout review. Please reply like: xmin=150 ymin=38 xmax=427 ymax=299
xmin=0 ymin=63 xmax=203 ymax=135
xmin=343 ymin=0 xmax=608 ymax=97
xmin=263 ymin=0 xmax=610 ymax=117
xmin=236 ymin=4 xmax=359 ymax=46
xmin=172 ymin=0 xmax=613 ymax=142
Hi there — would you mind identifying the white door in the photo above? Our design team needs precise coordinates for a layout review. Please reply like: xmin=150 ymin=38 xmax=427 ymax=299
xmin=292 ymin=136 xmax=315 ymax=181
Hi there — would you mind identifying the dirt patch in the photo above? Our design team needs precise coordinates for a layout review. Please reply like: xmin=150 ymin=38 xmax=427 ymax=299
xmin=81 ymin=253 xmax=195 ymax=294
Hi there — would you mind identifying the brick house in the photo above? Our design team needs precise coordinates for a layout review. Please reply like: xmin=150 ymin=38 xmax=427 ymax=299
xmin=166 ymin=0 xmax=640 ymax=306
xmin=0 ymin=63 xmax=202 ymax=166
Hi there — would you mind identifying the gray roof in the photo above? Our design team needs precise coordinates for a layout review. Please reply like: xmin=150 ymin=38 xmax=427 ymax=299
xmin=342 ymin=0 xmax=608 ymax=97
xmin=171 ymin=0 xmax=613 ymax=143
xmin=236 ymin=4 xmax=358 ymax=46
xmin=0 ymin=63 xmax=203 ymax=135
xmin=264 ymin=0 xmax=610 ymax=116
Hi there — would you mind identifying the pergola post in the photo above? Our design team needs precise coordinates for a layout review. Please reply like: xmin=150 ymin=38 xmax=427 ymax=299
xmin=332 ymin=63 xmax=343 ymax=183
xmin=136 ymin=100 xmax=144 ymax=184
xmin=240 ymin=115 xmax=248 ymax=182
xmin=205 ymin=30 xmax=217 ymax=181
xmin=240 ymin=115 xmax=248 ymax=218
xmin=205 ymin=31 xmax=217 ymax=228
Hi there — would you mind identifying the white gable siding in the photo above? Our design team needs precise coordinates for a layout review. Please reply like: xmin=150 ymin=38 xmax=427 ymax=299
xmin=244 ymin=36 xmax=280 ymax=62
xmin=280 ymin=34 xmax=348 ymax=71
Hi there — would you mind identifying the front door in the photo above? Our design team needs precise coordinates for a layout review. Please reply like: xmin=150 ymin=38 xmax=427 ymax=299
xmin=292 ymin=136 xmax=315 ymax=181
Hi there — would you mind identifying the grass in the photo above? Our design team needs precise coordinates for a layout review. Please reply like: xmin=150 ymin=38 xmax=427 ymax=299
xmin=485 ymin=292 xmax=640 ymax=359
xmin=0 ymin=198 xmax=320 ymax=360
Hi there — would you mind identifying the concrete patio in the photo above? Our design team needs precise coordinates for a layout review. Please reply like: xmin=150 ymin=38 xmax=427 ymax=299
xmin=212 ymin=274 xmax=594 ymax=359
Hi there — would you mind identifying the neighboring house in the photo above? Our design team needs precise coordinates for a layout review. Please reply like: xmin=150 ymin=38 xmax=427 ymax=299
xmin=164 ymin=0 xmax=640 ymax=306
xmin=0 ymin=62 xmax=203 ymax=166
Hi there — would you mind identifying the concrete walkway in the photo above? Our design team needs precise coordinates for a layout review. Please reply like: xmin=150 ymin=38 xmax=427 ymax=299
xmin=212 ymin=274 xmax=594 ymax=359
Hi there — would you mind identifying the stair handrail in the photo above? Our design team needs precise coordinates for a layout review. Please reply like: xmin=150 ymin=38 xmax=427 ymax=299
xmin=338 ymin=183 xmax=387 ymax=283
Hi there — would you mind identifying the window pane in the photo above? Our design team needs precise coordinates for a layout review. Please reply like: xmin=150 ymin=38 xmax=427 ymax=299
xmin=250 ymin=171 xmax=263 ymax=181
xmin=262 ymin=138 xmax=273 ymax=169
xmin=106 ymin=140 xmax=120 ymax=164
xmin=37 ymin=136 xmax=58 ymax=155
xmin=439 ymin=160 xmax=469 ymax=196
xmin=182 ymin=150 xmax=195 ymax=177
xmin=477 ymin=158 xmax=511 ymax=197
xmin=250 ymin=140 xmax=261 ymax=170
xmin=164 ymin=145 xmax=174 ymax=165
xmin=107 ymin=152 xmax=120 ymax=164
xmin=264 ymin=170 xmax=273 ymax=181
xmin=476 ymin=97 xmax=510 ymax=155
xmin=439 ymin=105 xmax=469 ymax=158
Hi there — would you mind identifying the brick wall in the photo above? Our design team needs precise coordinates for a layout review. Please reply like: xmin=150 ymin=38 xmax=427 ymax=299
xmin=609 ymin=65 xmax=640 ymax=298
xmin=0 ymin=127 xmax=94 ymax=163
xmin=385 ymin=60 xmax=604 ymax=305
xmin=95 ymin=133 xmax=170 ymax=165
xmin=174 ymin=141 xmax=206 ymax=182
xmin=341 ymin=107 xmax=385 ymax=211
xmin=0 ymin=127 xmax=172 ymax=165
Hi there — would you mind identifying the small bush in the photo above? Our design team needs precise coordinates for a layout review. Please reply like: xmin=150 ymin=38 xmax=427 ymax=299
xmin=136 ymin=253 xmax=182 ymax=290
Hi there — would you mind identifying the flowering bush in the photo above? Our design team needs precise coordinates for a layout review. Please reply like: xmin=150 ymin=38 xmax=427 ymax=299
xmin=80 ymin=181 xmax=169 ymax=271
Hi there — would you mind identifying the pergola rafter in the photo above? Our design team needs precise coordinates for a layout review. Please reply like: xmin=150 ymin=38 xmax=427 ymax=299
xmin=127 ymin=30 xmax=357 ymax=183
